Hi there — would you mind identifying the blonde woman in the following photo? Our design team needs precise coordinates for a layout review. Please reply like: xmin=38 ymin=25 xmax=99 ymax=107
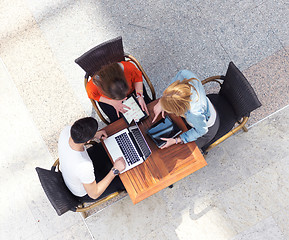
xmin=152 ymin=70 xmax=220 ymax=150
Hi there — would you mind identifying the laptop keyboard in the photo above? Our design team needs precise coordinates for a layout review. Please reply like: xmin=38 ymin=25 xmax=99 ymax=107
xmin=130 ymin=128 xmax=151 ymax=159
xmin=115 ymin=133 xmax=141 ymax=166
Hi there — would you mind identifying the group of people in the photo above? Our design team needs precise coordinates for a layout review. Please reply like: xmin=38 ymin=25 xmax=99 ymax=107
xmin=58 ymin=61 xmax=219 ymax=201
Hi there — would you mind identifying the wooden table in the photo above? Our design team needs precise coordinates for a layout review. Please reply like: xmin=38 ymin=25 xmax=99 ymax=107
xmin=102 ymin=100 xmax=207 ymax=204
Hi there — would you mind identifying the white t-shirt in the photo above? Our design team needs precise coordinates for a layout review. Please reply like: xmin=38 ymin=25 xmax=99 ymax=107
xmin=58 ymin=126 xmax=95 ymax=197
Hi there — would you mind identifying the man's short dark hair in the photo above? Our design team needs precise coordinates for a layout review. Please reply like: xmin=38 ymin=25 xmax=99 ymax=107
xmin=70 ymin=117 xmax=98 ymax=143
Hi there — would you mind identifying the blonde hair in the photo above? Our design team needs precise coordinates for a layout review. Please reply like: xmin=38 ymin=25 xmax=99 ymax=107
xmin=160 ymin=78 xmax=199 ymax=116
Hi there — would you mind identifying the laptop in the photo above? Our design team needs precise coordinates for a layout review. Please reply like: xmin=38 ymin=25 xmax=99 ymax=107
xmin=103 ymin=121 xmax=151 ymax=173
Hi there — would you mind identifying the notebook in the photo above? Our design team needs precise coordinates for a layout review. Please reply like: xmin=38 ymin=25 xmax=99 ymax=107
xmin=103 ymin=121 xmax=151 ymax=173
xmin=121 ymin=94 xmax=148 ymax=125
xmin=146 ymin=115 xmax=182 ymax=148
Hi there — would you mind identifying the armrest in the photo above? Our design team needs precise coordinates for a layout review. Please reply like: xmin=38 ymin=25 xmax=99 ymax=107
xmin=84 ymin=76 xmax=110 ymax=125
xmin=205 ymin=116 xmax=248 ymax=152
xmin=51 ymin=158 xmax=60 ymax=171
xmin=201 ymin=75 xmax=224 ymax=86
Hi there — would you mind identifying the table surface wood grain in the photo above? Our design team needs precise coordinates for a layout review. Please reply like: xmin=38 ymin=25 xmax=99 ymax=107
xmin=102 ymin=100 xmax=207 ymax=204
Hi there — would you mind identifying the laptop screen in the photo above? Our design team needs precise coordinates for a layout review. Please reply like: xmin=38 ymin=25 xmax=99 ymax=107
xmin=128 ymin=121 xmax=151 ymax=159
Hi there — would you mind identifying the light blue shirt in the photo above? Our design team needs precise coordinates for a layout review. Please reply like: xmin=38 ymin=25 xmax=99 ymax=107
xmin=170 ymin=70 xmax=211 ymax=143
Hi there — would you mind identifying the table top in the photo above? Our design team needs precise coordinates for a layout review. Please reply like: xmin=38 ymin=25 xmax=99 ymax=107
xmin=102 ymin=100 xmax=207 ymax=204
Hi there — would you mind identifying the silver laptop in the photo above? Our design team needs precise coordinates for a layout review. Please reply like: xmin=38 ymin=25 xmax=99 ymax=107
xmin=104 ymin=121 xmax=151 ymax=173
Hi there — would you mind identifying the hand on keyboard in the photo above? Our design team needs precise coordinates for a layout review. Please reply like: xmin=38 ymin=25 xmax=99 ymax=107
xmin=94 ymin=130 xmax=108 ymax=141
xmin=114 ymin=157 xmax=126 ymax=172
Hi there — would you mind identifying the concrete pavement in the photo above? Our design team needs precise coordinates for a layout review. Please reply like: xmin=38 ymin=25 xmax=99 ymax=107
xmin=0 ymin=0 xmax=288 ymax=239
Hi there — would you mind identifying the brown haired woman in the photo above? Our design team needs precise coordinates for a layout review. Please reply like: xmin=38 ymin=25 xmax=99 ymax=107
xmin=86 ymin=61 xmax=150 ymax=122
xmin=152 ymin=70 xmax=220 ymax=150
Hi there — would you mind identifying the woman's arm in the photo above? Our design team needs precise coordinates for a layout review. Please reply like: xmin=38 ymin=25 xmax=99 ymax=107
xmin=134 ymin=82 xmax=148 ymax=114
xmin=180 ymin=111 xmax=208 ymax=143
xmin=152 ymin=100 xmax=165 ymax=123
xmin=123 ymin=62 xmax=148 ymax=113
xmin=134 ymin=81 xmax=143 ymax=94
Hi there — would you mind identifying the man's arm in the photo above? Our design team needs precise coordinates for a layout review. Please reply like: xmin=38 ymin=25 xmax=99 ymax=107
xmin=83 ymin=157 xmax=125 ymax=199
xmin=83 ymin=170 xmax=115 ymax=199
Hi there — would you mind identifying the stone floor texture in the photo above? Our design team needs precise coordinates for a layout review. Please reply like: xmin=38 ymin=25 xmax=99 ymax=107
xmin=0 ymin=0 xmax=288 ymax=239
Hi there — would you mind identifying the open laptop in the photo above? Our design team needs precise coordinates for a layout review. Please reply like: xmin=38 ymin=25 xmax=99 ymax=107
xmin=103 ymin=121 xmax=151 ymax=173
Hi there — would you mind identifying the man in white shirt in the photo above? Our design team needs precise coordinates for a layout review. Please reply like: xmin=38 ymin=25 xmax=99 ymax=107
xmin=58 ymin=117 xmax=125 ymax=202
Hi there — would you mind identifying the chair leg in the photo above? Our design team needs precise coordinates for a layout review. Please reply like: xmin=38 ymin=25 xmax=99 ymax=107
xmin=81 ymin=211 xmax=88 ymax=219
xmin=242 ymin=125 xmax=248 ymax=132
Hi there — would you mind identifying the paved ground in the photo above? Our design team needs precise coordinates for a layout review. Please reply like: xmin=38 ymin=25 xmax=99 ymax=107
xmin=0 ymin=0 xmax=288 ymax=239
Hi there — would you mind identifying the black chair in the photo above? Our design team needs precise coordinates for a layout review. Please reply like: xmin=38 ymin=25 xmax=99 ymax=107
xmin=201 ymin=61 xmax=261 ymax=154
xmin=75 ymin=36 xmax=156 ymax=125
xmin=36 ymin=159 xmax=123 ymax=218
